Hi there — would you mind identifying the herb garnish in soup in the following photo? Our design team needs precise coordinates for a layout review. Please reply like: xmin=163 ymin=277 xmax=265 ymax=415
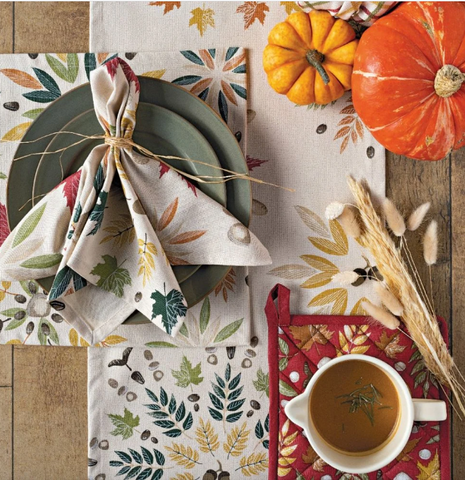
xmin=310 ymin=360 xmax=400 ymax=454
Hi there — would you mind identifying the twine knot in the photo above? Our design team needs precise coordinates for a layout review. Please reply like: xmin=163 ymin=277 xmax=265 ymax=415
xmin=104 ymin=136 xmax=135 ymax=150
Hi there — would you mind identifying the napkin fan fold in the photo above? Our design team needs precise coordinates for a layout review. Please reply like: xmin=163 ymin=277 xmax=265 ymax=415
xmin=0 ymin=57 xmax=271 ymax=344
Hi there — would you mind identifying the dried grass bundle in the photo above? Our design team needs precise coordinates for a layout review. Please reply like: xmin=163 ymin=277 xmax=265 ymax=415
xmin=373 ymin=282 xmax=404 ymax=316
xmin=362 ymin=300 xmax=400 ymax=330
xmin=383 ymin=198 xmax=406 ymax=237
xmin=338 ymin=205 xmax=361 ymax=238
xmin=407 ymin=202 xmax=430 ymax=231
xmin=424 ymin=220 xmax=438 ymax=266
xmin=347 ymin=176 xmax=465 ymax=415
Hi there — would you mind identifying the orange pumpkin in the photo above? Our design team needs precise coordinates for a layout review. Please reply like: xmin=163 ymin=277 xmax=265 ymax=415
xmin=352 ymin=2 xmax=465 ymax=161
xmin=263 ymin=11 xmax=358 ymax=105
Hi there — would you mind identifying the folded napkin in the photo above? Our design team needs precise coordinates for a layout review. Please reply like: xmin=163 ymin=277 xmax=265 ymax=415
xmin=0 ymin=57 xmax=271 ymax=344
xmin=298 ymin=1 xmax=397 ymax=26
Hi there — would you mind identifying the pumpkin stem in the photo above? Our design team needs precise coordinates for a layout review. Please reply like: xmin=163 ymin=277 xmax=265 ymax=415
xmin=306 ymin=49 xmax=330 ymax=85
xmin=434 ymin=64 xmax=465 ymax=98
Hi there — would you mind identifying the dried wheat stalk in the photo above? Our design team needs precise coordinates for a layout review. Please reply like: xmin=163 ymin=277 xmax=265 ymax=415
xmin=347 ymin=176 xmax=465 ymax=415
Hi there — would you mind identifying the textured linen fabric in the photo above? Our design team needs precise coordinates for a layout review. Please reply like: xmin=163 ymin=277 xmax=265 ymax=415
xmin=0 ymin=57 xmax=270 ymax=344
xmin=87 ymin=2 xmax=386 ymax=479
xmin=0 ymin=50 xmax=255 ymax=348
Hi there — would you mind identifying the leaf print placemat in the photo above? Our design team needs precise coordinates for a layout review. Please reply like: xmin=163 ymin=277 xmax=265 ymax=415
xmin=266 ymin=284 xmax=450 ymax=480
xmin=0 ymin=50 xmax=252 ymax=348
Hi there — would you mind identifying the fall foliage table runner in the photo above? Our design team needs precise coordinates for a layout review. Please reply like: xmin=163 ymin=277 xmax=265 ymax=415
xmin=87 ymin=2 xmax=387 ymax=478
xmin=267 ymin=284 xmax=450 ymax=480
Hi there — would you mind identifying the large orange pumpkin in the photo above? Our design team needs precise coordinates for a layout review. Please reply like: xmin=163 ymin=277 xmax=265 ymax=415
xmin=263 ymin=11 xmax=358 ymax=105
xmin=352 ymin=2 xmax=465 ymax=161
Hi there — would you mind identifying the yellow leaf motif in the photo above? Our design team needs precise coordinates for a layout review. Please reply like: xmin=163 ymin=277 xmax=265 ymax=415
xmin=142 ymin=69 xmax=166 ymax=79
xmin=308 ymin=288 xmax=348 ymax=314
xmin=0 ymin=291 xmax=5 ymax=302
xmin=195 ymin=418 xmax=219 ymax=454
xmin=223 ymin=422 xmax=250 ymax=458
xmin=338 ymin=325 xmax=371 ymax=355
xmin=138 ymin=237 xmax=157 ymax=287
xmin=102 ymin=335 xmax=127 ymax=346
xmin=2 ymin=122 xmax=33 ymax=142
xmin=1 ymin=281 xmax=11 ymax=290
xmin=417 ymin=450 xmax=440 ymax=480
xmin=278 ymin=420 xmax=298 ymax=477
xmin=238 ymin=452 xmax=268 ymax=476
xmin=0 ymin=69 xmax=42 ymax=89
xmin=57 ymin=53 xmax=67 ymax=62
xmin=6 ymin=339 xmax=21 ymax=345
xmin=280 ymin=1 xmax=302 ymax=14
xmin=69 ymin=328 xmax=79 ymax=347
xmin=189 ymin=6 xmax=215 ymax=36
xmin=165 ymin=443 xmax=200 ymax=469
xmin=308 ymin=220 xmax=348 ymax=256
xmin=350 ymin=297 xmax=369 ymax=315
xmin=171 ymin=474 xmax=194 ymax=480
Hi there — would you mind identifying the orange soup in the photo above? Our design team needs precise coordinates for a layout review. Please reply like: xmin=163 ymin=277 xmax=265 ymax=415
xmin=309 ymin=360 xmax=400 ymax=454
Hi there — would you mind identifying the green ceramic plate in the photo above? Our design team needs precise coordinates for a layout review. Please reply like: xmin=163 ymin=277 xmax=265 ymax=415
xmin=8 ymin=77 xmax=251 ymax=317
xmin=33 ymin=103 xmax=226 ymax=284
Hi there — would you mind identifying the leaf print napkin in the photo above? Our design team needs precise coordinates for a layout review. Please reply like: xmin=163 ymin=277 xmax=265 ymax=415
xmin=0 ymin=57 xmax=271 ymax=345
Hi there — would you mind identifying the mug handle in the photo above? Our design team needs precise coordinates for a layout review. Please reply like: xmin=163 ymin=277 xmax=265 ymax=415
xmin=413 ymin=399 xmax=447 ymax=421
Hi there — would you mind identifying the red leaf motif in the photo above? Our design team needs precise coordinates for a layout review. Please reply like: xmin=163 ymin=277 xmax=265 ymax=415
xmin=158 ymin=163 xmax=197 ymax=196
xmin=60 ymin=170 xmax=82 ymax=214
xmin=0 ymin=203 xmax=10 ymax=247
xmin=246 ymin=155 xmax=268 ymax=171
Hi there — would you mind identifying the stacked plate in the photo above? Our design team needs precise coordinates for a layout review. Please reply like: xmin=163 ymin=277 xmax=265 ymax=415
xmin=7 ymin=77 xmax=251 ymax=324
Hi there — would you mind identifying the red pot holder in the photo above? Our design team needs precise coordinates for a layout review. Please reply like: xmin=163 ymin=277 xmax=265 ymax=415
xmin=266 ymin=284 xmax=451 ymax=480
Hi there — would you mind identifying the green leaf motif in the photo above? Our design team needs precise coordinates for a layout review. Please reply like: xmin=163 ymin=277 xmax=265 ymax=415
xmin=144 ymin=341 xmax=178 ymax=348
xmin=0 ymin=172 xmax=7 ymax=180
xmin=171 ymin=356 xmax=203 ymax=388
xmin=5 ymin=314 xmax=28 ymax=331
xmin=87 ymin=190 xmax=108 ymax=236
xmin=115 ymin=451 xmax=132 ymax=463
xmin=150 ymin=287 xmax=187 ymax=335
xmin=91 ymin=255 xmax=131 ymax=298
xmin=253 ymin=368 xmax=269 ymax=398
xmin=23 ymin=90 xmax=59 ymax=103
xmin=213 ymin=318 xmax=243 ymax=343
xmin=108 ymin=407 xmax=140 ymax=440
xmin=199 ymin=297 xmax=210 ymax=334
xmin=37 ymin=318 xmax=59 ymax=345
xmin=278 ymin=337 xmax=289 ymax=355
xmin=33 ymin=67 xmax=61 ymax=96
xmin=279 ymin=379 xmax=298 ymax=398
xmin=12 ymin=203 xmax=46 ymax=247
xmin=49 ymin=266 xmax=87 ymax=300
xmin=1 ymin=308 xmax=24 ymax=317
xmin=208 ymin=362 xmax=244 ymax=424
xmin=20 ymin=253 xmax=62 ymax=269
xmin=22 ymin=108 xmax=44 ymax=120
xmin=45 ymin=54 xmax=79 ymax=83
xmin=141 ymin=446 xmax=153 ymax=465
xmin=84 ymin=53 xmax=97 ymax=81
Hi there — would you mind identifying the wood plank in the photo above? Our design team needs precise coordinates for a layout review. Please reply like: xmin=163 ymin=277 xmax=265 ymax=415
xmin=14 ymin=2 xmax=89 ymax=53
xmin=386 ymin=152 xmax=451 ymax=324
xmin=386 ymin=151 xmax=452 ymax=473
xmin=11 ymin=4 xmax=90 ymax=479
xmin=451 ymin=147 xmax=465 ymax=479
xmin=0 ymin=346 xmax=12 ymax=387
xmin=13 ymin=346 xmax=87 ymax=479
xmin=0 ymin=2 xmax=13 ymax=53
xmin=0 ymin=387 xmax=12 ymax=480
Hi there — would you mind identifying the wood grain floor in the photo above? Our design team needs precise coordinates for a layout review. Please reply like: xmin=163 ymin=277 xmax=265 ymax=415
xmin=0 ymin=2 xmax=464 ymax=479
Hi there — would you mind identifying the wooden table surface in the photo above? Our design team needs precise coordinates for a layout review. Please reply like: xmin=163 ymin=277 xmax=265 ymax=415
xmin=0 ymin=2 xmax=463 ymax=479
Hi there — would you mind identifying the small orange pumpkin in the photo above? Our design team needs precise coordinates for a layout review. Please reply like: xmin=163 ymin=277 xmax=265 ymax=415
xmin=263 ymin=11 xmax=359 ymax=105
